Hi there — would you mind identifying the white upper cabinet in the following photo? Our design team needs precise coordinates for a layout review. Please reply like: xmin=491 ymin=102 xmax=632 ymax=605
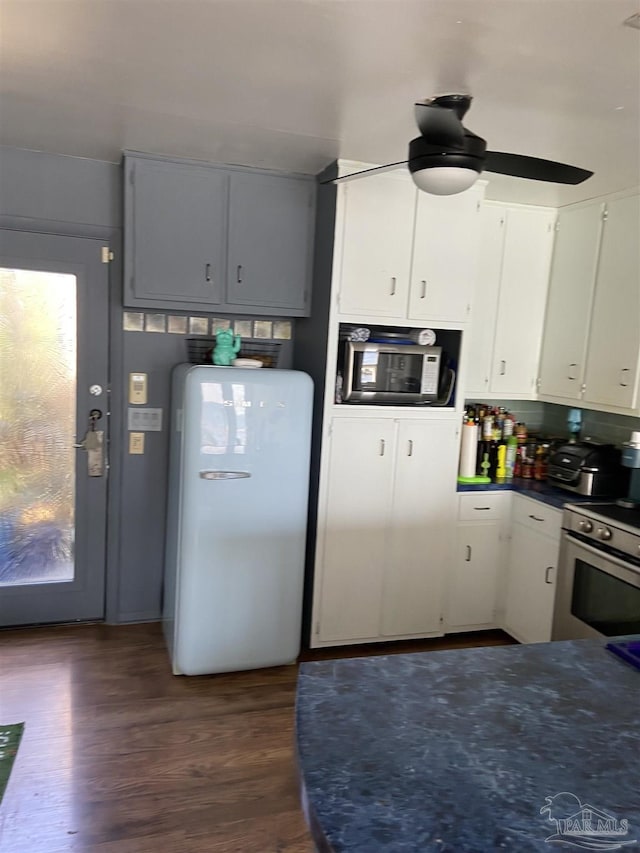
xmin=582 ymin=193 xmax=640 ymax=412
xmin=465 ymin=204 xmax=555 ymax=399
xmin=337 ymin=173 xmax=483 ymax=324
xmin=407 ymin=188 xmax=482 ymax=322
xmin=338 ymin=173 xmax=415 ymax=317
xmin=489 ymin=206 xmax=555 ymax=396
xmin=538 ymin=204 xmax=603 ymax=401
xmin=537 ymin=191 xmax=640 ymax=414
xmin=464 ymin=206 xmax=506 ymax=395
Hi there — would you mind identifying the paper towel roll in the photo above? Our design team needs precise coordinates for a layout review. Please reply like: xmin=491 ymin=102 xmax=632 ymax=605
xmin=459 ymin=423 xmax=478 ymax=478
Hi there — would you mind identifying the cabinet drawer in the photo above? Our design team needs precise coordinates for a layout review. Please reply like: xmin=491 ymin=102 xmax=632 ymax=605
xmin=511 ymin=495 xmax=562 ymax=539
xmin=458 ymin=492 xmax=509 ymax=521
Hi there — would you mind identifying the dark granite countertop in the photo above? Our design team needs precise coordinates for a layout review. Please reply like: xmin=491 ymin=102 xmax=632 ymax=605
xmin=296 ymin=638 xmax=640 ymax=853
xmin=457 ymin=478 xmax=597 ymax=509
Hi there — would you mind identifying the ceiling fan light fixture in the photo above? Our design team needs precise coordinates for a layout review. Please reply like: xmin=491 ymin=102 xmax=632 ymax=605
xmin=407 ymin=134 xmax=485 ymax=195
xmin=410 ymin=166 xmax=479 ymax=195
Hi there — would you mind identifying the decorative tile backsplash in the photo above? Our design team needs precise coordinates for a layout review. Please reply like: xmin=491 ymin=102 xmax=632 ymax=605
xmin=123 ymin=311 xmax=293 ymax=342
xmin=167 ymin=315 xmax=188 ymax=334
xmin=145 ymin=313 xmax=166 ymax=333
xmin=122 ymin=311 xmax=144 ymax=332
xmin=542 ymin=403 xmax=640 ymax=446
xmin=467 ymin=397 xmax=640 ymax=446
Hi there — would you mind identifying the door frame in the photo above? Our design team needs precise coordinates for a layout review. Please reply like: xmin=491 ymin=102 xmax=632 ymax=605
xmin=0 ymin=216 xmax=123 ymax=625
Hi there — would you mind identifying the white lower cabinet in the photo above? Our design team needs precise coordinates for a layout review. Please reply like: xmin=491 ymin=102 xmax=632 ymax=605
xmin=313 ymin=416 xmax=459 ymax=645
xmin=380 ymin=420 xmax=459 ymax=637
xmin=316 ymin=418 xmax=395 ymax=643
xmin=503 ymin=496 xmax=562 ymax=643
xmin=446 ymin=492 xmax=511 ymax=631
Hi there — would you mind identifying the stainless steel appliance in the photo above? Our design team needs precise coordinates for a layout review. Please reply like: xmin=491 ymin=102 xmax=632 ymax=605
xmin=553 ymin=502 xmax=640 ymax=640
xmin=547 ymin=441 xmax=629 ymax=496
xmin=343 ymin=341 xmax=442 ymax=404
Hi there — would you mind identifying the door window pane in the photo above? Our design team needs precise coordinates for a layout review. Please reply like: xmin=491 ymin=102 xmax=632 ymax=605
xmin=0 ymin=268 xmax=76 ymax=585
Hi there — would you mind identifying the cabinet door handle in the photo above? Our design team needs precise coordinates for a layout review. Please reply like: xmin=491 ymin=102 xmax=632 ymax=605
xmin=499 ymin=359 xmax=506 ymax=376
xmin=474 ymin=506 xmax=491 ymax=511
xmin=545 ymin=566 xmax=554 ymax=584
xmin=205 ymin=263 xmax=212 ymax=283
xmin=237 ymin=264 xmax=243 ymax=284
xmin=420 ymin=280 xmax=427 ymax=299
xmin=390 ymin=277 xmax=396 ymax=296
xmin=465 ymin=545 xmax=472 ymax=562
xmin=620 ymin=368 xmax=630 ymax=387
xmin=529 ymin=514 xmax=544 ymax=522
xmin=568 ymin=363 xmax=578 ymax=380
xmin=407 ymin=439 xmax=413 ymax=457
xmin=379 ymin=439 xmax=385 ymax=456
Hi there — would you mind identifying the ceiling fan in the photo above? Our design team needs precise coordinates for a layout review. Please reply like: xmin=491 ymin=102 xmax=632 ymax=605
xmin=329 ymin=94 xmax=593 ymax=195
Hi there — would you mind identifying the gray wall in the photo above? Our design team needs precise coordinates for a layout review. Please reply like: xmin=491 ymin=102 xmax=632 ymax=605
xmin=116 ymin=320 xmax=293 ymax=622
xmin=0 ymin=146 xmax=121 ymax=231
xmin=0 ymin=145 xmax=294 ymax=623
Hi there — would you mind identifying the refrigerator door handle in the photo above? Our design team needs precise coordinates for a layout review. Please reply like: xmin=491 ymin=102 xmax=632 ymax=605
xmin=199 ymin=470 xmax=252 ymax=480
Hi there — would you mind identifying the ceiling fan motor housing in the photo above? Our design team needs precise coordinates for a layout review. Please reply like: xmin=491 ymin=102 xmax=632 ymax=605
xmin=408 ymin=131 xmax=487 ymax=177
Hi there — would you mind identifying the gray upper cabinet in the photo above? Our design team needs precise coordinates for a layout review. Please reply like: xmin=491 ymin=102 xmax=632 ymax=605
xmin=125 ymin=156 xmax=227 ymax=306
xmin=123 ymin=153 xmax=315 ymax=316
xmin=226 ymin=172 xmax=314 ymax=313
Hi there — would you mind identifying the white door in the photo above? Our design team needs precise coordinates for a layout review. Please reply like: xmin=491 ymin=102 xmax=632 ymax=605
xmin=380 ymin=419 xmax=458 ymax=637
xmin=538 ymin=204 xmax=602 ymax=401
xmin=408 ymin=188 xmax=481 ymax=322
xmin=464 ymin=206 xmax=506 ymax=396
xmin=489 ymin=207 xmax=555 ymax=396
xmin=316 ymin=418 xmax=395 ymax=642
xmin=337 ymin=175 xmax=415 ymax=317
xmin=447 ymin=524 xmax=501 ymax=628
xmin=583 ymin=194 xmax=640 ymax=410
xmin=0 ymin=230 xmax=110 ymax=626
xmin=504 ymin=523 xmax=557 ymax=643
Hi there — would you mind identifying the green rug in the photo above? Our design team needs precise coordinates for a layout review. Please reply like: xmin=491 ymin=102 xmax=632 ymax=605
xmin=0 ymin=723 xmax=24 ymax=804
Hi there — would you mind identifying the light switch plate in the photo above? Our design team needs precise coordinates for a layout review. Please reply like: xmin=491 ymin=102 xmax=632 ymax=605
xmin=129 ymin=372 xmax=148 ymax=404
xmin=129 ymin=432 xmax=145 ymax=454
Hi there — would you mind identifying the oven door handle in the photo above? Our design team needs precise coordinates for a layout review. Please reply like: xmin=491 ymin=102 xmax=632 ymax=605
xmin=564 ymin=534 xmax=640 ymax=579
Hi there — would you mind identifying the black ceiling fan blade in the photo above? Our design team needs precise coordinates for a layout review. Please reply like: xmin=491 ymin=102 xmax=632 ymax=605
xmin=320 ymin=161 xmax=409 ymax=185
xmin=484 ymin=151 xmax=593 ymax=185
xmin=414 ymin=103 xmax=465 ymax=146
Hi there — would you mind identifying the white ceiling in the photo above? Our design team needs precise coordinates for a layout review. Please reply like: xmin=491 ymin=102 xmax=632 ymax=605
xmin=1 ymin=0 xmax=639 ymax=206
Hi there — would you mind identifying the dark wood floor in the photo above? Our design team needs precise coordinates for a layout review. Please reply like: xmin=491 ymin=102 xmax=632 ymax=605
xmin=0 ymin=623 xmax=514 ymax=852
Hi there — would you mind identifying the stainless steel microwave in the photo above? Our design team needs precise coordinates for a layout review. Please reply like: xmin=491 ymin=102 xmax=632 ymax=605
xmin=343 ymin=341 xmax=442 ymax=404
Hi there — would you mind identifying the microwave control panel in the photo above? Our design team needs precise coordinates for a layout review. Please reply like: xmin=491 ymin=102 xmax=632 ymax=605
xmin=420 ymin=355 xmax=440 ymax=394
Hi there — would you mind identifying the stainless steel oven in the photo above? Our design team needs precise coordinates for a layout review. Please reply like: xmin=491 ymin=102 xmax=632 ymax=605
xmin=553 ymin=503 xmax=640 ymax=640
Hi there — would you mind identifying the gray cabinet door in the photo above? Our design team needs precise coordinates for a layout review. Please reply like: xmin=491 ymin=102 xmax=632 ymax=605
xmin=125 ymin=157 xmax=227 ymax=305
xmin=226 ymin=172 xmax=314 ymax=313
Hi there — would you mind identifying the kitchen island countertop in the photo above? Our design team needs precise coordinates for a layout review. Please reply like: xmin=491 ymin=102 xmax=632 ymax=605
xmin=296 ymin=638 xmax=640 ymax=852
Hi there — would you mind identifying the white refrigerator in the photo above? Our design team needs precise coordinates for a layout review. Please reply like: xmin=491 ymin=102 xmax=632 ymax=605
xmin=163 ymin=364 xmax=313 ymax=675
